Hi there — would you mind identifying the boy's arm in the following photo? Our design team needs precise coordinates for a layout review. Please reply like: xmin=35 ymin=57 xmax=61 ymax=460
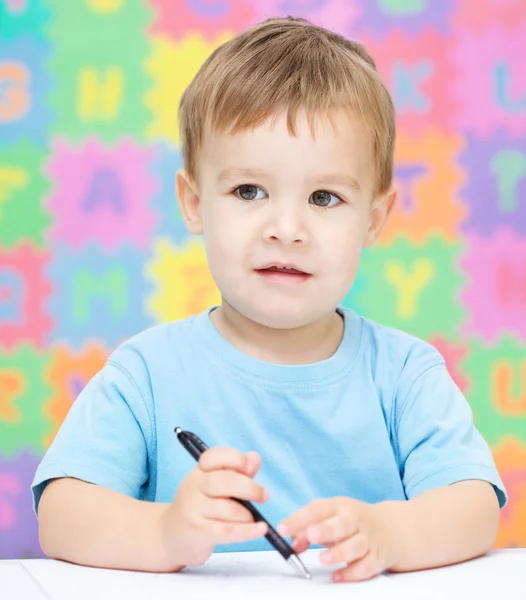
xmin=38 ymin=450 xmax=269 ymax=574
xmin=280 ymin=480 xmax=500 ymax=582
xmin=38 ymin=477 xmax=178 ymax=572
xmin=379 ymin=480 xmax=500 ymax=572
xmin=384 ymin=357 xmax=505 ymax=571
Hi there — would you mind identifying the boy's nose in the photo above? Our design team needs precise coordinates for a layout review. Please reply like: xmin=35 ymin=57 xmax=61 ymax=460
xmin=264 ymin=206 xmax=308 ymax=245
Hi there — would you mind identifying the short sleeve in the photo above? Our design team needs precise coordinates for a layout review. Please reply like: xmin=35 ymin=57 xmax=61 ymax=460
xmin=395 ymin=362 xmax=507 ymax=508
xmin=31 ymin=360 xmax=153 ymax=516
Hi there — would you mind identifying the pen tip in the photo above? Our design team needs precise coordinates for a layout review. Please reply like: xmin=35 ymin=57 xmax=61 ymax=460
xmin=174 ymin=427 xmax=182 ymax=435
xmin=288 ymin=554 xmax=312 ymax=580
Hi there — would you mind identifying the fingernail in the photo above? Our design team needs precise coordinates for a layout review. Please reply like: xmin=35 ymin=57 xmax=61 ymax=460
xmin=278 ymin=524 xmax=289 ymax=537
xmin=262 ymin=489 xmax=270 ymax=502
xmin=246 ymin=460 xmax=255 ymax=474
xmin=333 ymin=571 xmax=342 ymax=583
xmin=320 ymin=551 xmax=332 ymax=565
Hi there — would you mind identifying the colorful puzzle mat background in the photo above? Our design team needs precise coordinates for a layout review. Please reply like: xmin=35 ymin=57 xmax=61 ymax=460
xmin=1 ymin=0 xmax=525 ymax=559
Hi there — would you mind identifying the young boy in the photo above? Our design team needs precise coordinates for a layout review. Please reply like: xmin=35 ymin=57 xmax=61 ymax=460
xmin=32 ymin=17 xmax=506 ymax=583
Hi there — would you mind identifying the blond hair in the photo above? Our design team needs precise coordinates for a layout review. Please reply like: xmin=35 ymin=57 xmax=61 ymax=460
xmin=179 ymin=17 xmax=396 ymax=195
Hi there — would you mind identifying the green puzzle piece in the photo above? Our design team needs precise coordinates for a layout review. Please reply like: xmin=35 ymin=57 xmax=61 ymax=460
xmin=463 ymin=338 xmax=526 ymax=447
xmin=0 ymin=143 xmax=51 ymax=250
xmin=47 ymin=0 xmax=152 ymax=141
xmin=349 ymin=237 xmax=465 ymax=340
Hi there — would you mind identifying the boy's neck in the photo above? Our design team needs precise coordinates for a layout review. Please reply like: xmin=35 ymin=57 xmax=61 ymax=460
xmin=209 ymin=302 xmax=345 ymax=365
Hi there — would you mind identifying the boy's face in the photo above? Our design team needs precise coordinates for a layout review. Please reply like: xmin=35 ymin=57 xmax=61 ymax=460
xmin=177 ymin=109 xmax=395 ymax=329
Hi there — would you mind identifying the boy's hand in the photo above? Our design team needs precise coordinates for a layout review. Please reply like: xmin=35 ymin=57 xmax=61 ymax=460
xmin=278 ymin=497 xmax=395 ymax=583
xmin=161 ymin=447 xmax=269 ymax=569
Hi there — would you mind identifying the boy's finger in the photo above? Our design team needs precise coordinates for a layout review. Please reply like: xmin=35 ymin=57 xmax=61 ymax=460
xmin=292 ymin=532 xmax=310 ymax=554
xmin=319 ymin=533 xmax=369 ymax=568
xmin=306 ymin=515 xmax=358 ymax=545
xmin=203 ymin=470 xmax=269 ymax=503
xmin=198 ymin=447 xmax=259 ymax=476
xmin=202 ymin=498 xmax=257 ymax=523
xmin=208 ymin=519 xmax=268 ymax=544
xmin=331 ymin=551 xmax=378 ymax=583
xmin=278 ymin=498 xmax=336 ymax=537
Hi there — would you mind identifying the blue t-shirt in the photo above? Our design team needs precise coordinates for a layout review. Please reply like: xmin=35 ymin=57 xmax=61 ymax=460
xmin=31 ymin=307 xmax=507 ymax=553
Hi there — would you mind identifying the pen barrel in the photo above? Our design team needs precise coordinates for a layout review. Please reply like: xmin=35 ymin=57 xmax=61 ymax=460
xmin=235 ymin=499 xmax=294 ymax=560
xmin=264 ymin=523 xmax=294 ymax=559
xmin=177 ymin=430 xmax=208 ymax=460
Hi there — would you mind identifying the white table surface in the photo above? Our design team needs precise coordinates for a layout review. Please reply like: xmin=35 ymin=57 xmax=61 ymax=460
xmin=1 ymin=548 xmax=525 ymax=600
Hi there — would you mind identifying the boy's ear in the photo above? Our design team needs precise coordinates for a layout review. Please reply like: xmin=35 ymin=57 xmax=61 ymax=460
xmin=176 ymin=168 xmax=203 ymax=235
xmin=364 ymin=185 xmax=397 ymax=248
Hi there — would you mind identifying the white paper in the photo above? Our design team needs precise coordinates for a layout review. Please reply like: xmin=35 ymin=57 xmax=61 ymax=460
xmin=14 ymin=549 xmax=526 ymax=600
xmin=0 ymin=562 xmax=52 ymax=600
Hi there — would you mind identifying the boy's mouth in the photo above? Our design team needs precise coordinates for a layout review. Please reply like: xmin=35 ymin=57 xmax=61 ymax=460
xmin=262 ymin=266 xmax=305 ymax=274
xmin=256 ymin=262 xmax=310 ymax=274
xmin=255 ymin=262 xmax=311 ymax=282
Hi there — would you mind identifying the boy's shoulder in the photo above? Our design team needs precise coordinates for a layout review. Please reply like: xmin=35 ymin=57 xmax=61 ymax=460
xmin=357 ymin=310 xmax=442 ymax=359
xmin=105 ymin=314 xmax=199 ymax=372
xmin=348 ymin=308 xmax=447 ymax=390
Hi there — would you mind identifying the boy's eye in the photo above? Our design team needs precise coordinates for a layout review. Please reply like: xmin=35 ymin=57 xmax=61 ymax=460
xmin=310 ymin=190 xmax=341 ymax=208
xmin=234 ymin=185 xmax=266 ymax=201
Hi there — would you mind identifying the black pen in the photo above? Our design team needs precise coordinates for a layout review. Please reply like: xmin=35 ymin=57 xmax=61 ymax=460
xmin=174 ymin=427 xmax=311 ymax=579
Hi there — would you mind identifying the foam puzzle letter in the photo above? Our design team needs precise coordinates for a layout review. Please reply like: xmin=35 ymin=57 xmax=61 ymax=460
xmin=494 ymin=63 xmax=526 ymax=112
xmin=77 ymin=67 xmax=123 ymax=121
xmin=82 ymin=168 xmax=125 ymax=214
xmin=499 ymin=261 xmax=526 ymax=307
xmin=0 ymin=269 xmax=24 ymax=323
xmin=0 ymin=62 xmax=30 ymax=121
xmin=380 ymin=0 xmax=426 ymax=14
xmin=86 ymin=0 xmax=124 ymax=13
xmin=189 ymin=0 xmax=230 ymax=15
xmin=0 ymin=370 xmax=24 ymax=422
xmin=0 ymin=167 xmax=27 ymax=218
xmin=393 ymin=61 xmax=431 ymax=112
xmin=74 ymin=269 xmax=127 ymax=323
xmin=385 ymin=259 xmax=434 ymax=318
xmin=492 ymin=361 xmax=526 ymax=416
xmin=490 ymin=149 xmax=526 ymax=213
xmin=395 ymin=164 xmax=428 ymax=212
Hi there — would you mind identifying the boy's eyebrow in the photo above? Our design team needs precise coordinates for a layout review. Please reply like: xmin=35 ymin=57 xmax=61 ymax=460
xmin=217 ymin=167 xmax=361 ymax=191
xmin=217 ymin=167 xmax=268 ymax=182
xmin=313 ymin=174 xmax=361 ymax=191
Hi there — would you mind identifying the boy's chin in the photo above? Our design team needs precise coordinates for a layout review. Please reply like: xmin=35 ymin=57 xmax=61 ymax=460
xmin=242 ymin=304 xmax=331 ymax=331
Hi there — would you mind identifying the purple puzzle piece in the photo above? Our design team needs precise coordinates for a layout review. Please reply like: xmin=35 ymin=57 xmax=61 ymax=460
xmin=460 ymin=131 xmax=526 ymax=236
xmin=0 ymin=450 xmax=45 ymax=559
